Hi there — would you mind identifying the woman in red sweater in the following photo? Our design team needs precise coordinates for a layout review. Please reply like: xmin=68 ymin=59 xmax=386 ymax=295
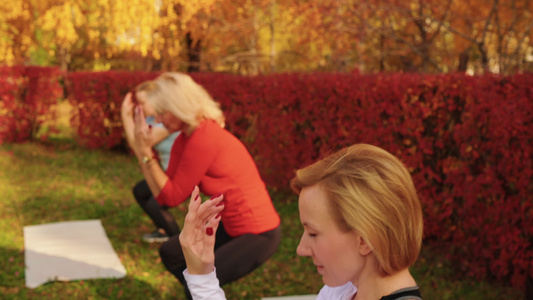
xmin=126 ymin=72 xmax=281 ymax=300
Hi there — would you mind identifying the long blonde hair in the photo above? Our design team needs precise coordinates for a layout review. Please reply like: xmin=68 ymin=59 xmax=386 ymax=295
xmin=291 ymin=143 xmax=423 ymax=276
xmin=136 ymin=72 xmax=225 ymax=134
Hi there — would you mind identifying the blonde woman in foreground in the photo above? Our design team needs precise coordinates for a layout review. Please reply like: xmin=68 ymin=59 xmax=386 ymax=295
xmin=180 ymin=143 xmax=424 ymax=300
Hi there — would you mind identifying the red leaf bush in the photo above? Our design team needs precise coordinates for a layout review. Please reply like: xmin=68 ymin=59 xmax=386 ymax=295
xmin=64 ymin=71 xmax=160 ymax=148
xmin=0 ymin=66 xmax=63 ymax=143
xmin=200 ymin=72 xmax=532 ymax=289
xmin=1 ymin=68 xmax=531 ymax=290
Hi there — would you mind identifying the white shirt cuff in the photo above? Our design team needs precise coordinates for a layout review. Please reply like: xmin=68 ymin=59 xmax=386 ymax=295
xmin=183 ymin=268 xmax=226 ymax=300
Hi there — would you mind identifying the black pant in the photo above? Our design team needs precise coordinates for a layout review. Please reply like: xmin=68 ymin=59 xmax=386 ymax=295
xmin=132 ymin=180 xmax=181 ymax=237
xmin=160 ymin=222 xmax=282 ymax=300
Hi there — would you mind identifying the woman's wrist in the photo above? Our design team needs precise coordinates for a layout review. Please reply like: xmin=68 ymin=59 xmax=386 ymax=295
xmin=136 ymin=149 xmax=155 ymax=163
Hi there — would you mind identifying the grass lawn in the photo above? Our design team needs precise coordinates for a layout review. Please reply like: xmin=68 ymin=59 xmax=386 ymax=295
xmin=0 ymin=135 xmax=524 ymax=299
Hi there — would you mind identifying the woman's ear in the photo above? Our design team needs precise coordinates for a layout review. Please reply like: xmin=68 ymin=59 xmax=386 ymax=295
xmin=357 ymin=235 xmax=373 ymax=256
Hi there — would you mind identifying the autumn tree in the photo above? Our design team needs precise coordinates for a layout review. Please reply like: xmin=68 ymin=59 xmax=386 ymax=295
xmin=0 ymin=0 xmax=33 ymax=65
xmin=445 ymin=0 xmax=533 ymax=73
xmin=0 ymin=0 xmax=530 ymax=74
xmin=333 ymin=0 xmax=532 ymax=74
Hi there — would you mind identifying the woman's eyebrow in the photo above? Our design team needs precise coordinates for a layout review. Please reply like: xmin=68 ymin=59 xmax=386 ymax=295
xmin=301 ymin=222 xmax=317 ymax=230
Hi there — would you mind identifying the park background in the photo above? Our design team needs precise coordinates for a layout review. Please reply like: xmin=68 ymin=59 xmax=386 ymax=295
xmin=0 ymin=0 xmax=532 ymax=299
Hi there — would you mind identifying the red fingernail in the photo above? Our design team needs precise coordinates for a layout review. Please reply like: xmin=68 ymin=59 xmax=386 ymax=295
xmin=148 ymin=124 xmax=152 ymax=130
xmin=206 ymin=227 xmax=213 ymax=236
xmin=215 ymin=213 xmax=221 ymax=219
xmin=216 ymin=201 xmax=225 ymax=207
xmin=194 ymin=194 xmax=199 ymax=201
xmin=210 ymin=193 xmax=222 ymax=200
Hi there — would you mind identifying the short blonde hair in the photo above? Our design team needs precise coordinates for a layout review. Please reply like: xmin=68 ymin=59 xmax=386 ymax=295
xmin=136 ymin=72 xmax=225 ymax=134
xmin=291 ymin=143 xmax=423 ymax=276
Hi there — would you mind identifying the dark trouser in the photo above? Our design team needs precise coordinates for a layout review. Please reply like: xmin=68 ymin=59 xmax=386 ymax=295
xmin=160 ymin=222 xmax=282 ymax=300
xmin=132 ymin=180 xmax=181 ymax=237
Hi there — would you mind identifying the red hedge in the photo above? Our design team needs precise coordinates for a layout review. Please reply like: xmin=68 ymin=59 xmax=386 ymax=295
xmin=64 ymin=71 xmax=161 ymax=148
xmin=195 ymin=72 xmax=533 ymax=289
xmin=195 ymin=72 xmax=531 ymax=288
xmin=2 ymin=68 xmax=532 ymax=290
xmin=0 ymin=66 xmax=63 ymax=143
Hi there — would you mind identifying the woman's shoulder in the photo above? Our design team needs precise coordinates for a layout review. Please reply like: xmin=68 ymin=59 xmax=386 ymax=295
xmin=192 ymin=120 xmax=236 ymax=142
xmin=380 ymin=287 xmax=422 ymax=300
xmin=195 ymin=119 xmax=223 ymax=133
xmin=185 ymin=120 xmax=232 ymax=149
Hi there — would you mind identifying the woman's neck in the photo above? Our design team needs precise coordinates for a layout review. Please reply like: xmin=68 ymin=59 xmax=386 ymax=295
xmin=354 ymin=268 xmax=416 ymax=300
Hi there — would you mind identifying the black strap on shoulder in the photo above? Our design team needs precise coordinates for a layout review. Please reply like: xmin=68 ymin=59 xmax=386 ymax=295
xmin=380 ymin=288 xmax=422 ymax=300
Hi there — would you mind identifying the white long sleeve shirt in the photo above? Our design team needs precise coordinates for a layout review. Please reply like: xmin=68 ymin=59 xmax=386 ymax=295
xmin=183 ymin=269 xmax=357 ymax=300
xmin=183 ymin=269 xmax=226 ymax=300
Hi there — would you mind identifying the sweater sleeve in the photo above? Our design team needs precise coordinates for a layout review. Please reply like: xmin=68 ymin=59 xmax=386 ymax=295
xmin=156 ymin=125 xmax=218 ymax=206
xmin=183 ymin=269 xmax=226 ymax=300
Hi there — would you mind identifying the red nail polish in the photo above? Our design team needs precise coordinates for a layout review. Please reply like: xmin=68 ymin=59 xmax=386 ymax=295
xmin=194 ymin=194 xmax=199 ymax=201
xmin=215 ymin=213 xmax=221 ymax=219
xmin=206 ymin=227 xmax=213 ymax=236
xmin=216 ymin=201 xmax=225 ymax=207
xmin=148 ymin=124 xmax=152 ymax=130
xmin=210 ymin=193 xmax=222 ymax=200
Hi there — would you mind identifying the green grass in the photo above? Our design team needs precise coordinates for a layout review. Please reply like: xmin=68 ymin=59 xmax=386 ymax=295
xmin=0 ymin=139 xmax=524 ymax=299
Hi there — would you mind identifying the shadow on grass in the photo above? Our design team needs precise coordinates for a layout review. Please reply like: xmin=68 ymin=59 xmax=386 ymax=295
xmin=0 ymin=245 xmax=165 ymax=300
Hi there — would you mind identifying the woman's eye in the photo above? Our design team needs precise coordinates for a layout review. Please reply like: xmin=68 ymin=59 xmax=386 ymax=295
xmin=308 ymin=233 xmax=317 ymax=238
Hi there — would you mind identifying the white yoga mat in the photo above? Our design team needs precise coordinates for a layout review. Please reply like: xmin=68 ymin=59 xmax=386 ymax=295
xmin=24 ymin=219 xmax=127 ymax=288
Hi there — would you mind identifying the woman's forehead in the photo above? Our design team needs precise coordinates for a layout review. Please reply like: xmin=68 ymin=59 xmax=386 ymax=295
xmin=135 ymin=91 xmax=148 ymax=103
xmin=299 ymin=185 xmax=334 ymax=225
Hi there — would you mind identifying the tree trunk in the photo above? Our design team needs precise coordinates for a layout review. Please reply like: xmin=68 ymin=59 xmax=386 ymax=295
xmin=457 ymin=48 xmax=469 ymax=72
xmin=379 ymin=34 xmax=385 ymax=72
xmin=57 ymin=46 xmax=70 ymax=71
xmin=269 ymin=0 xmax=276 ymax=73
xmin=186 ymin=32 xmax=201 ymax=73
xmin=477 ymin=42 xmax=490 ymax=73
xmin=250 ymin=0 xmax=260 ymax=75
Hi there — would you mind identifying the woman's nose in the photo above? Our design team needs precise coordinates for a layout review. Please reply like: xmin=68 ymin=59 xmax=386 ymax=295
xmin=296 ymin=235 xmax=310 ymax=257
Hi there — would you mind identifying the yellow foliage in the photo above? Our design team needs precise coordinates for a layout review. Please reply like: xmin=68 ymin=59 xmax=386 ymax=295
xmin=0 ymin=7 xmax=32 ymax=63
xmin=0 ymin=40 xmax=15 ymax=64
xmin=36 ymin=2 xmax=84 ymax=48
xmin=0 ymin=0 xmax=28 ymax=20
xmin=0 ymin=0 xmax=529 ymax=73
xmin=103 ymin=0 xmax=160 ymax=54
